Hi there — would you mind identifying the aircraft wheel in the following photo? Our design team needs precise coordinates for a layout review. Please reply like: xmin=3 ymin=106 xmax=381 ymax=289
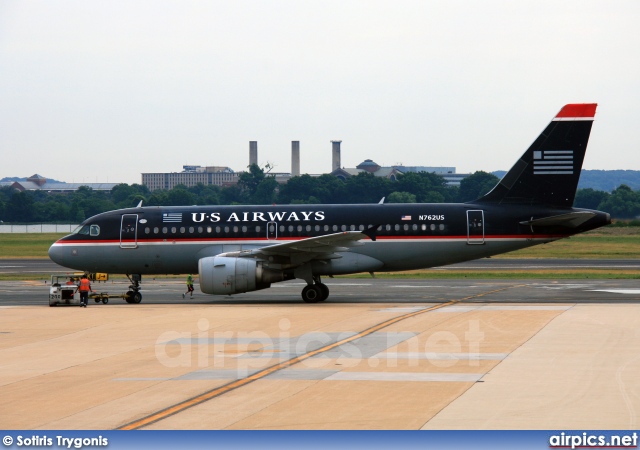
xmin=316 ymin=283 xmax=329 ymax=301
xmin=301 ymin=285 xmax=322 ymax=303
xmin=94 ymin=298 xmax=100 ymax=303
xmin=125 ymin=290 xmax=135 ymax=303
xmin=131 ymin=292 xmax=142 ymax=304
xmin=102 ymin=298 xmax=109 ymax=304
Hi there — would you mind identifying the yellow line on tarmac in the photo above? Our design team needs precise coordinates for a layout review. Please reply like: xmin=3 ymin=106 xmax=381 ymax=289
xmin=118 ymin=284 xmax=524 ymax=430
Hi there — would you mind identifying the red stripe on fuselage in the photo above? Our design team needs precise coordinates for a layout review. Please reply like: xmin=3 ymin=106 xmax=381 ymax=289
xmin=52 ymin=234 xmax=568 ymax=245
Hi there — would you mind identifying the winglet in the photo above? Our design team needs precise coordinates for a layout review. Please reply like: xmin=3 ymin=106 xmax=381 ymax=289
xmin=362 ymin=224 xmax=380 ymax=241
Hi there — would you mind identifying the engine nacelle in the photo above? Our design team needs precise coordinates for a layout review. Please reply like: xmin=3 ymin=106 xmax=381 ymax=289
xmin=199 ymin=256 xmax=289 ymax=295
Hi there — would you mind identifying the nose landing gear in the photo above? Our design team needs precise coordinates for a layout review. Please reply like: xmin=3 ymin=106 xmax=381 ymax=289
xmin=125 ymin=274 xmax=142 ymax=304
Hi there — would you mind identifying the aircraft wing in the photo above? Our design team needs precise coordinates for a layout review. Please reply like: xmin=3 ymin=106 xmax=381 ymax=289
xmin=519 ymin=211 xmax=596 ymax=228
xmin=218 ymin=231 xmax=373 ymax=259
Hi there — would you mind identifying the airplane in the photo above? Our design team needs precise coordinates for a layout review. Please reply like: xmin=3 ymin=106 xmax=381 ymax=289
xmin=48 ymin=103 xmax=610 ymax=303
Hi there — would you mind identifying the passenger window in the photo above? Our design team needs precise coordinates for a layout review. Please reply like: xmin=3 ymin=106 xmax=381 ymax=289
xmin=430 ymin=224 xmax=436 ymax=231
xmin=162 ymin=227 xmax=168 ymax=234
xmin=215 ymin=226 xmax=221 ymax=233
xmin=224 ymin=226 xmax=229 ymax=233
xmin=144 ymin=227 xmax=150 ymax=234
xmin=233 ymin=226 xmax=238 ymax=233
xmin=412 ymin=224 xmax=417 ymax=231
xmin=386 ymin=224 xmax=391 ymax=231
xmin=403 ymin=224 xmax=409 ymax=231
xmin=306 ymin=225 xmax=312 ymax=232
xmin=180 ymin=227 xmax=186 ymax=233
xmin=359 ymin=225 xmax=365 ymax=231
xmin=341 ymin=225 xmax=347 ymax=231
xmin=198 ymin=227 xmax=203 ymax=233
xmin=242 ymin=226 xmax=247 ymax=232
xmin=189 ymin=227 xmax=194 ymax=233
xmin=207 ymin=227 xmax=212 ymax=233
xmin=171 ymin=227 xmax=177 ymax=234
xmin=439 ymin=224 xmax=445 ymax=231
xmin=421 ymin=224 xmax=426 ymax=231
xmin=255 ymin=226 xmax=261 ymax=233
xmin=324 ymin=225 xmax=329 ymax=231
xmin=297 ymin=225 xmax=302 ymax=232
xmin=395 ymin=224 xmax=400 ymax=231
xmin=350 ymin=225 xmax=356 ymax=231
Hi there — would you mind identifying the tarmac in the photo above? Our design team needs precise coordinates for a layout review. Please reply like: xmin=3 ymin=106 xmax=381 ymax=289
xmin=1 ymin=272 xmax=640 ymax=430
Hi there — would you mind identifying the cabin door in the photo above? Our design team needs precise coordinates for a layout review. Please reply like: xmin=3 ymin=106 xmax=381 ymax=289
xmin=466 ymin=210 xmax=485 ymax=244
xmin=120 ymin=214 xmax=139 ymax=249
xmin=267 ymin=222 xmax=278 ymax=240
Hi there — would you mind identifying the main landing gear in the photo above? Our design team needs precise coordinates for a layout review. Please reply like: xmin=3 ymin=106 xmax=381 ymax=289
xmin=301 ymin=276 xmax=329 ymax=303
xmin=125 ymin=274 xmax=142 ymax=304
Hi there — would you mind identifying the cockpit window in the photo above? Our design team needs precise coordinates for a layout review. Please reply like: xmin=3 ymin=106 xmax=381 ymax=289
xmin=73 ymin=225 xmax=91 ymax=235
xmin=72 ymin=224 xmax=99 ymax=236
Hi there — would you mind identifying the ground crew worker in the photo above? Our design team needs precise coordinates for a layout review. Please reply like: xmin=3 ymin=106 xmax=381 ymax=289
xmin=75 ymin=274 xmax=93 ymax=307
xmin=183 ymin=274 xmax=194 ymax=299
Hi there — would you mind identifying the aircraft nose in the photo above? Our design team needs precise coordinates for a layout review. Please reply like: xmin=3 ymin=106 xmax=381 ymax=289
xmin=48 ymin=241 xmax=65 ymax=266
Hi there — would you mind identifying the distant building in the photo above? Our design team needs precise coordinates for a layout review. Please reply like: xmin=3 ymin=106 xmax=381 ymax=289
xmin=142 ymin=165 xmax=292 ymax=192
xmin=392 ymin=166 xmax=468 ymax=186
xmin=0 ymin=174 xmax=118 ymax=193
xmin=142 ymin=166 xmax=238 ymax=191
xmin=330 ymin=159 xmax=404 ymax=181
xmin=330 ymin=160 xmax=470 ymax=186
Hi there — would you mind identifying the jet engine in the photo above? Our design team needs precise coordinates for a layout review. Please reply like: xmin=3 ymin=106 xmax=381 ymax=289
xmin=198 ymin=256 xmax=291 ymax=295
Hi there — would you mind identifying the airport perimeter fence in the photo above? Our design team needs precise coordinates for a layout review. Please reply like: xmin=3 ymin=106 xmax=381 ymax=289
xmin=0 ymin=224 xmax=79 ymax=233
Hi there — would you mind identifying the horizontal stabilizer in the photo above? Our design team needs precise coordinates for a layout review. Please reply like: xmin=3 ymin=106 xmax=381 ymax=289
xmin=519 ymin=211 xmax=596 ymax=228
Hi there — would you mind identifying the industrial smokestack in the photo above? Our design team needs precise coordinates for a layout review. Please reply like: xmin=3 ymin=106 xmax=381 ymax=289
xmin=249 ymin=141 xmax=258 ymax=167
xmin=331 ymin=140 xmax=342 ymax=171
xmin=291 ymin=141 xmax=300 ymax=176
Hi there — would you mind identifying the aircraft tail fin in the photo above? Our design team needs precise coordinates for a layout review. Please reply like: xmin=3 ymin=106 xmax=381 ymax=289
xmin=476 ymin=103 xmax=597 ymax=207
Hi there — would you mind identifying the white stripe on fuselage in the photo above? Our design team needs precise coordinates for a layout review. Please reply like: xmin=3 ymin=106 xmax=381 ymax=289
xmin=51 ymin=236 xmax=560 ymax=248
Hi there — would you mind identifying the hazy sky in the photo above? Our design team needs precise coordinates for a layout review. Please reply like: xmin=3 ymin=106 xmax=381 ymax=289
xmin=1 ymin=1 xmax=639 ymax=185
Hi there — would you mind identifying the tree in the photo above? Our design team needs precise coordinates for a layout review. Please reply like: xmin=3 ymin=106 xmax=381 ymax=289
xmin=574 ymin=188 xmax=609 ymax=210
xmin=148 ymin=190 xmax=170 ymax=206
xmin=167 ymin=185 xmax=196 ymax=206
xmin=457 ymin=171 xmax=499 ymax=202
xmin=192 ymin=184 xmax=221 ymax=205
xmin=7 ymin=191 xmax=35 ymax=222
xmin=395 ymin=171 xmax=453 ymax=203
xmin=237 ymin=164 xmax=278 ymax=204
xmin=277 ymin=174 xmax=323 ymax=204
xmin=597 ymin=185 xmax=640 ymax=218
xmin=343 ymin=172 xmax=392 ymax=204
xmin=387 ymin=191 xmax=417 ymax=203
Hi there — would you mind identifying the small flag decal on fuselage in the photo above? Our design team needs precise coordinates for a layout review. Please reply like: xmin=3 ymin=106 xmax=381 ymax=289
xmin=163 ymin=213 xmax=182 ymax=223
xmin=533 ymin=150 xmax=573 ymax=175
xmin=401 ymin=215 xmax=412 ymax=221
